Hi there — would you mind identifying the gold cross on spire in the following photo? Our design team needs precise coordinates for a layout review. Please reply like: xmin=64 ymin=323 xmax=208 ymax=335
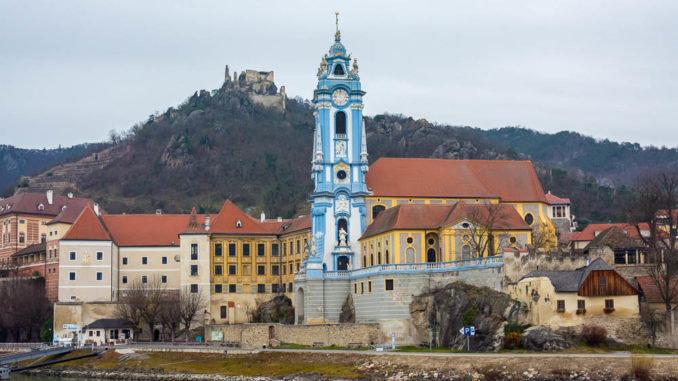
xmin=335 ymin=12 xmax=339 ymax=32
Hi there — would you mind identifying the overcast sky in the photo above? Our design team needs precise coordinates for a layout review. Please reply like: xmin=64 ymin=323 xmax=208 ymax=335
xmin=1 ymin=1 xmax=677 ymax=149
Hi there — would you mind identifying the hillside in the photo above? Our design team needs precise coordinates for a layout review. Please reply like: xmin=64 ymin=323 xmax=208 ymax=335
xmin=5 ymin=74 xmax=662 ymax=225
xmin=0 ymin=143 xmax=107 ymax=196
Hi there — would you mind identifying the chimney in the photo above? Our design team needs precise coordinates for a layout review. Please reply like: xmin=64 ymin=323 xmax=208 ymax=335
xmin=260 ymin=211 xmax=266 ymax=222
xmin=46 ymin=190 xmax=53 ymax=205
xmin=586 ymin=257 xmax=590 ymax=266
xmin=155 ymin=209 xmax=162 ymax=215
xmin=67 ymin=192 xmax=74 ymax=199
xmin=93 ymin=203 xmax=100 ymax=216
xmin=205 ymin=214 xmax=210 ymax=231
xmin=277 ymin=217 xmax=282 ymax=222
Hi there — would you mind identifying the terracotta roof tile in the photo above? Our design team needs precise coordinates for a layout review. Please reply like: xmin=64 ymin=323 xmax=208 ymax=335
xmin=0 ymin=192 xmax=96 ymax=218
xmin=365 ymin=158 xmax=547 ymax=202
xmin=545 ymin=192 xmax=570 ymax=205
xmin=637 ymin=276 xmax=678 ymax=304
xmin=181 ymin=207 xmax=207 ymax=235
xmin=571 ymin=223 xmax=649 ymax=242
xmin=102 ymin=214 xmax=199 ymax=247
xmin=62 ymin=205 xmax=112 ymax=241
xmin=210 ymin=200 xmax=283 ymax=235
xmin=278 ymin=216 xmax=312 ymax=235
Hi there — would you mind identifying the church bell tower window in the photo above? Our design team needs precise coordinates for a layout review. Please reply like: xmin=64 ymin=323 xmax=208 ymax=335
xmin=333 ymin=64 xmax=345 ymax=75
xmin=335 ymin=111 xmax=346 ymax=137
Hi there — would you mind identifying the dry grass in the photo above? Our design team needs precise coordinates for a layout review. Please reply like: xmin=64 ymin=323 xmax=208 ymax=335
xmin=630 ymin=354 xmax=654 ymax=381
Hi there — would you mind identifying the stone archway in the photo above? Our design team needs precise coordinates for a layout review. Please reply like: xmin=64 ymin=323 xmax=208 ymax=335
xmin=295 ymin=287 xmax=305 ymax=324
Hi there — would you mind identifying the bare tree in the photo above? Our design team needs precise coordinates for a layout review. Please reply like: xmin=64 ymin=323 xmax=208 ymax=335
xmin=532 ymin=221 xmax=558 ymax=252
xmin=465 ymin=204 xmax=508 ymax=257
xmin=0 ymin=278 xmax=51 ymax=342
xmin=140 ymin=276 xmax=166 ymax=342
xmin=639 ymin=302 xmax=664 ymax=348
xmin=115 ymin=280 xmax=145 ymax=342
xmin=179 ymin=286 xmax=206 ymax=342
xmin=159 ymin=292 xmax=182 ymax=343
xmin=627 ymin=169 xmax=678 ymax=311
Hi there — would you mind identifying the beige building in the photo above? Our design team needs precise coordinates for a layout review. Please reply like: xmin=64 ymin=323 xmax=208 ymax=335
xmin=508 ymin=258 xmax=639 ymax=327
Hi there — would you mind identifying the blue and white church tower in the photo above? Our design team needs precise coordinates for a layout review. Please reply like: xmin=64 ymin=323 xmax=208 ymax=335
xmin=306 ymin=21 xmax=368 ymax=278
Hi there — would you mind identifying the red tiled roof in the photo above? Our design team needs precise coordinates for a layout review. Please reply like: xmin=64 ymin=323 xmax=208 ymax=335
xmin=278 ymin=215 xmax=312 ymax=235
xmin=360 ymin=202 xmax=530 ymax=239
xmin=62 ymin=205 xmax=112 ymax=241
xmin=102 ymin=214 xmax=200 ymax=247
xmin=545 ymin=192 xmax=570 ymax=205
xmin=12 ymin=242 xmax=46 ymax=257
xmin=365 ymin=158 xmax=547 ymax=202
xmin=637 ymin=276 xmax=678 ymax=304
xmin=47 ymin=199 xmax=98 ymax=225
xmin=571 ymin=223 xmax=648 ymax=242
xmin=210 ymin=200 xmax=284 ymax=235
xmin=181 ymin=207 xmax=207 ymax=235
xmin=0 ymin=192 xmax=96 ymax=218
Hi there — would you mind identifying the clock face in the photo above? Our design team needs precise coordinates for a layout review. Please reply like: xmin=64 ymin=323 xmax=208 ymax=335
xmin=332 ymin=89 xmax=349 ymax=106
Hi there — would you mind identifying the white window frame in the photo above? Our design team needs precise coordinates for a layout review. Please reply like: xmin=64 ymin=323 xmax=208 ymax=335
xmin=69 ymin=272 xmax=76 ymax=281
xmin=96 ymin=251 xmax=103 ymax=261
xmin=96 ymin=272 xmax=103 ymax=281
xmin=69 ymin=251 xmax=77 ymax=261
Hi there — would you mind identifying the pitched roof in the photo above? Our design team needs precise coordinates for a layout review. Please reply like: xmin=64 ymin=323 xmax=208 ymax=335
xmin=83 ymin=318 xmax=131 ymax=330
xmin=521 ymin=258 xmax=618 ymax=292
xmin=210 ymin=200 xmax=284 ymax=235
xmin=545 ymin=191 xmax=570 ymax=205
xmin=571 ymin=223 xmax=649 ymax=242
xmin=584 ymin=226 xmax=644 ymax=250
xmin=360 ymin=202 xmax=530 ymax=239
xmin=637 ymin=276 xmax=678 ymax=304
xmin=102 ymin=214 xmax=198 ymax=247
xmin=62 ymin=205 xmax=112 ymax=241
xmin=278 ymin=215 xmax=312 ymax=235
xmin=46 ymin=198 xmax=97 ymax=225
xmin=0 ymin=191 xmax=96 ymax=218
xmin=365 ymin=158 xmax=547 ymax=202
xmin=181 ymin=207 xmax=207 ymax=235
xmin=12 ymin=242 xmax=46 ymax=257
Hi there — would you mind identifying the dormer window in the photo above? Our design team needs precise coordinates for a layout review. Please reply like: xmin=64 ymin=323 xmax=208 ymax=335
xmin=236 ymin=219 xmax=242 ymax=228
xmin=38 ymin=203 xmax=44 ymax=211
xmin=62 ymin=205 xmax=67 ymax=211
xmin=333 ymin=64 xmax=345 ymax=75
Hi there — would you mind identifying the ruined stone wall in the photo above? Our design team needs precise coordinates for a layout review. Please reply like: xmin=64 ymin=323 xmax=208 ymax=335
xmin=503 ymin=250 xmax=592 ymax=283
xmin=206 ymin=323 xmax=382 ymax=349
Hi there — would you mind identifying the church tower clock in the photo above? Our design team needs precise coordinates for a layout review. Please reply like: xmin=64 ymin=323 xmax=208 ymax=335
xmin=307 ymin=18 xmax=368 ymax=275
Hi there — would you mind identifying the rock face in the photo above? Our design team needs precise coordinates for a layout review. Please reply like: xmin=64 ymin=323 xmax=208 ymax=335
xmin=339 ymin=293 xmax=355 ymax=323
xmin=409 ymin=282 xmax=527 ymax=351
xmin=521 ymin=326 xmax=576 ymax=351
xmin=251 ymin=295 xmax=294 ymax=324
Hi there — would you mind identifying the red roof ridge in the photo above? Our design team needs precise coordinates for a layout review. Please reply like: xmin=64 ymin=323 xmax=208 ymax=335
xmin=62 ymin=205 xmax=112 ymax=241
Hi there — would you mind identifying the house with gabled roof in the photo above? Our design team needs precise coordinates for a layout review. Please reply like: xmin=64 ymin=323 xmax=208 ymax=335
xmin=508 ymin=258 xmax=638 ymax=326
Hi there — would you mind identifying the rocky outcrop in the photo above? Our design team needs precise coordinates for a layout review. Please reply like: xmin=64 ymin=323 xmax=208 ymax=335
xmin=521 ymin=326 xmax=576 ymax=351
xmin=251 ymin=295 xmax=294 ymax=324
xmin=409 ymin=282 xmax=528 ymax=351
xmin=338 ymin=293 xmax=355 ymax=323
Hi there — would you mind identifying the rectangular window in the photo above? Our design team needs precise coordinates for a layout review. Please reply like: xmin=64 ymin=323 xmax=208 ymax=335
xmin=162 ymin=256 xmax=168 ymax=264
xmin=368 ymin=281 xmax=372 ymax=293
xmin=190 ymin=284 xmax=198 ymax=293
xmin=228 ymin=265 xmax=237 ymax=275
xmin=272 ymin=265 xmax=279 ymax=275
xmin=228 ymin=243 xmax=236 ymax=256
xmin=96 ymin=331 xmax=100 ymax=337
xmin=296 ymin=262 xmax=300 ymax=271
xmin=361 ymin=282 xmax=364 ymax=294
xmin=354 ymin=283 xmax=357 ymax=294
xmin=96 ymin=272 xmax=103 ymax=281
xmin=257 ymin=265 xmax=265 ymax=275
xmin=243 ymin=243 xmax=250 ymax=256
xmin=257 ymin=284 xmax=266 ymax=293
xmin=229 ymin=284 xmax=236 ymax=293
xmin=161 ymin=275 xmax=167 ymax=284
xmin=214 ymin=284 xmax=222 ymax=293
xmin=215 ymin=243 xmax=223 ymax=257
xmin=557 ymin=300 xmax=565 ymax=312
xmin=288 ymin=282 xmax=292 ymax=292
xmin=283 ymin=243 xmax=287 ymax=256
xmin=385 ymin=279 xmax=394 ymax=291
xmin=69 ymin=252 xmax=76 ymax=261
xmin=577 ymin=299 xmax=585 ymax=314
xmin=190 ymin=264 xmax=198 ymax=276
xmin=220 ymin=305 xmax=227 ymax=318
xmin=142 ymin=257 xmax=148 ymax=265
xmin=605 ymin=299 xmax=615 ymax=311
xmin=191 ymin=244 xmax=198 ymax=260
xmin=142 ymin=275 xmax=148 ymax=284
xmin=296 ymin=240 xmax=300 ymax=254
xmin=272 ymin=243 xmax=279 ymax=257
xmin=599 ymin=276 xmax=606 ymax=286
xmin=69 ymin=272 xmax=76 ymax=281
xmin=289 ymin=242 xmax=293 ymax=256
xmin=96 ymin=252 xmax=103 ymax=261
xmin=289 ymin=263 xmax=293 ymax=273
xmin=122 ymin=257 xmax=128 ymax=265
xmin=258 ymin=243 xmax=265 ymax=256
xmin=272 ymin=284 xmax=280 ymax=293
xmin=122 ymin=276 xmax=128 ymax=284
xmin=215 ymin=265 xmax=222 ymax=275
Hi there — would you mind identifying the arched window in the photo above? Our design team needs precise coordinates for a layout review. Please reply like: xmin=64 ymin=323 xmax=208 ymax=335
xmin=427 ymin=249 xmax=437 ymax=263
xmin=370 ymin=254 xmax=374 ymax=266
xmin=335 ymin=111 xmax=346 ymax=136
xmin=337 ymin=218 xmax=348 ymax=241
xmin=406 ymin=247 xmax=415 ymax=263
xmin=385 ymin=250 xmax=389 ymax=264
xmin=377 ymin=252 xmax=381 ymax=265
xmin=462 ymin=245 xmax=471 ymax=260
xmin=372 ymin=205 xmax=386 ymax=220
xmin=333 ymin=64 xmax=345 ymax=75
xmin=362 ymin=256 xmax=366 ymax=267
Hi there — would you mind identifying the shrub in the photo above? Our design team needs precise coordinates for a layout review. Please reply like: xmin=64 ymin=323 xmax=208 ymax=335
xmin=463 ymin=305 xmax=478 ymax=326
xmin=631 ymin=354 xmax=654 ymax=381
xmin=504 ymin=322 xmax=530 ymax=334
xmin=503 ymin=332 xmax=522 ymax=349
xmin=582 ymin=325 xmax=607 ymax=346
